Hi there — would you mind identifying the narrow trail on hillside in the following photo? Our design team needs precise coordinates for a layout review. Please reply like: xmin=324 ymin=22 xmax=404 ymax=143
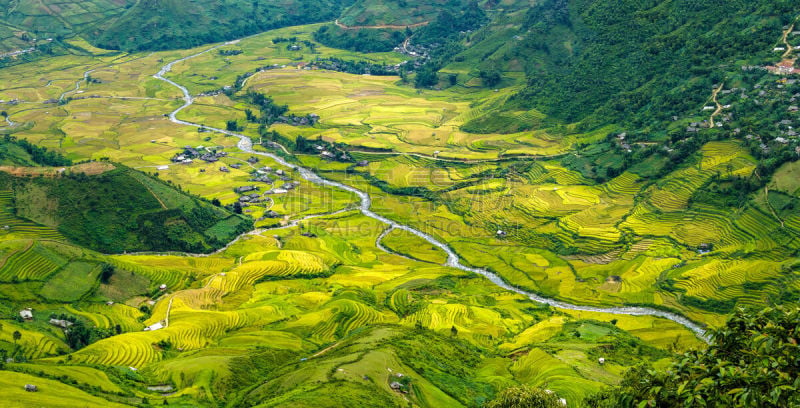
xmin=708 ymin=83 xmax=724 ymax=128
xmin=334 ymin=19 xmax=429 ymax=30
xmin=152 ymin=41 xmax=710 ymax=342
xmin=781 ymin=23 xmax=796 ymax=59
xmin=59 ymin=53 xmax=154 ymax=103
xmin=764 ymin=185 xmax=785 ymax=228
xmin=165 ymin=296 xmax=174 ymax=327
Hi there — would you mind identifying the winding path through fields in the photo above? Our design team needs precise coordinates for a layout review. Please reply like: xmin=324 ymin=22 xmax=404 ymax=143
xmin=153 ymin=43 xmax=710 ymax=342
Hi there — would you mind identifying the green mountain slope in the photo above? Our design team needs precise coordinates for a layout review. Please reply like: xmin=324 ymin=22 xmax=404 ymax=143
xmin=338 ymin=0 xmax=471 ymax=27
xmin=0 ymin=0 xmax=354 ymax=53
xmin=0 ymin=0 xmax=135 ymax=36
xmin=0 ymin=164 xmax=251 ymax=254
xmin=95 ymin=0 xmax=354 ymax=51
xmin=461 ymin=0 xmax=796 ymax=125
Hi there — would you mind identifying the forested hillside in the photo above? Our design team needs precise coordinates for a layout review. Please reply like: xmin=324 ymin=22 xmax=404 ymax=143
xmin=0 ymin=0 xmax=354 ymax=53
xmin=0 ymin=165 xmax=251 ymax=254
xmin=465 ymin=0 xmax=797 ymax=126
xmin=95 ymin=0 xmax=354 ymax=51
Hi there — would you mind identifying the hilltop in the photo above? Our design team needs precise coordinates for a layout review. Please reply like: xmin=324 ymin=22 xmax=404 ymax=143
xmin=0 ymin=162 xmax=251 ymax=254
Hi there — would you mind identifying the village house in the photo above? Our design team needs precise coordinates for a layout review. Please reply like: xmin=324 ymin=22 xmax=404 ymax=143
xmin=250 ymin=175 xmax=274 ymax=183
xmin=200 ymin=154 xmax=218 ymax=163
xmin=144 ymin=321 xmax=165 ymax=331
xmin=19 ymin=308 xmax=33 ymax=320
xmin=235 ymin=185 xmax=258 ymax=194
xmin=49 ymin=318 xmax=73 ymax=329
xmin=24 ymin=384 xmax=38 ymax=392
xmin=220 ymin=166 xmax=229 ymax=172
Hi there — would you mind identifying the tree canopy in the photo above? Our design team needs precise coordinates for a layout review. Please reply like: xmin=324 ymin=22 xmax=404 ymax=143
xmin=587 ymin=307 xmax=800 ymax=407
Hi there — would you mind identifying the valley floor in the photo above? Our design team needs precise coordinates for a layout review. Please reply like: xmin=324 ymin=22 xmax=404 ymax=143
xmin=0 ymin=20 xmax=797 ymax=407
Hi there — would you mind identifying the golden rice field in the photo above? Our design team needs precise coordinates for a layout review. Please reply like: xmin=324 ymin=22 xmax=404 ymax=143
xmin=0 ymin=20 xmax=797 ymax=408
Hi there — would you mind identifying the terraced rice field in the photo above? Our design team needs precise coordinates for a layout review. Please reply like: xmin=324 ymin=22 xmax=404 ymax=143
xmin=0 ymin=241 xmax=68 ymax=281
xmin=0 ymin=19 xmax=796 ymax=408
xmin=0 ymin=191 xmax=64 ymax=240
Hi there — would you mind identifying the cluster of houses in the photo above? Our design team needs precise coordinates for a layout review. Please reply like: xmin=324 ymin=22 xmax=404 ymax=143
xmin=308 ymin=59 xmax=400 ymax=76
xmin=767 ymin=59 xmax=800 ymax=76
xmin=234 ymin=164 xmax=301 ymax=206
xmin=19 ymin=308 xmax=80 ymax=330
xmin=314 ymin=144 xmax=350 ymax=161
xmin=235 ymin=180 xmax=301 ymax=205
xmin=394 ymin=41 xmax=433 ymax=61
xmin=273 ymin=113 xmax=320 ymax=127
xmin=171 ymin=146 xmax=228 ymax=164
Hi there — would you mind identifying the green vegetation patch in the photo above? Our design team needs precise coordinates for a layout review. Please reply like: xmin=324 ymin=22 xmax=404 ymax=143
xmin=0 ymin=166 xmax=252 ymax=254
xmin=39 ymin=262 xmax=100 ymax=302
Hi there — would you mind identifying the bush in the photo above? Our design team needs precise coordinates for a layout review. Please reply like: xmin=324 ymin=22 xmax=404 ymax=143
xmin=586 ymin=306 xmax=800 ymax=407
xmin=485 ymin=385 xmax=564 ymax=408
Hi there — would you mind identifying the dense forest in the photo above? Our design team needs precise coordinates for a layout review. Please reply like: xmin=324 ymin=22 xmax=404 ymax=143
xmin=509 ymin=0 xmax=797 ymax=125
xmin=314 ymin=24 xmax=406 ymax=53
xmin=96 ymin=0 xmax=354 ymax=51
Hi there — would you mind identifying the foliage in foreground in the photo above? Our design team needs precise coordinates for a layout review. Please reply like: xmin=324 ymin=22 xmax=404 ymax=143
xmin=485 ymin=385 xmax=564 ymax=408
xmin=587 ymin=307 xmax=800 ymax=407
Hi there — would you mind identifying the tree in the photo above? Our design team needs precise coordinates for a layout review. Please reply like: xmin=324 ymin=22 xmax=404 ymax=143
xmin=65 ymin=320 xmax=93 ymax=350
xmin=12 ymin=330 xmax=21 ymax=346
xmin=485 ymin=385 xmax=564 ymax=408
xmin=100 ymin=263 xmax=115 ymax=284
xmin=587 ymin=306 xmax=800 ymax=407
xmin=233 ymin=201 xmax=243 ymax=214
xmin=415 ymin=65 xmax=439 ymax=88
xmin=225 ymin=120 xmax=240 ymax=132
xmin=449 ymin=73 xmax=458 ymax=86
xmin=479 ymin=68 xmax=502 ymax=87
xmin=244 ymin=109 xmax=256 ymax=122
xmin=211 ymin=198 xmax=221 ymax=207
xmin=450 ymin=325 xmax=458 ymax=337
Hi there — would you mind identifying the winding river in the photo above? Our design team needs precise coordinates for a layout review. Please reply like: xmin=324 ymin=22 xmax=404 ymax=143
xmin=154 ymin=43 xmax=710 ymax=342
